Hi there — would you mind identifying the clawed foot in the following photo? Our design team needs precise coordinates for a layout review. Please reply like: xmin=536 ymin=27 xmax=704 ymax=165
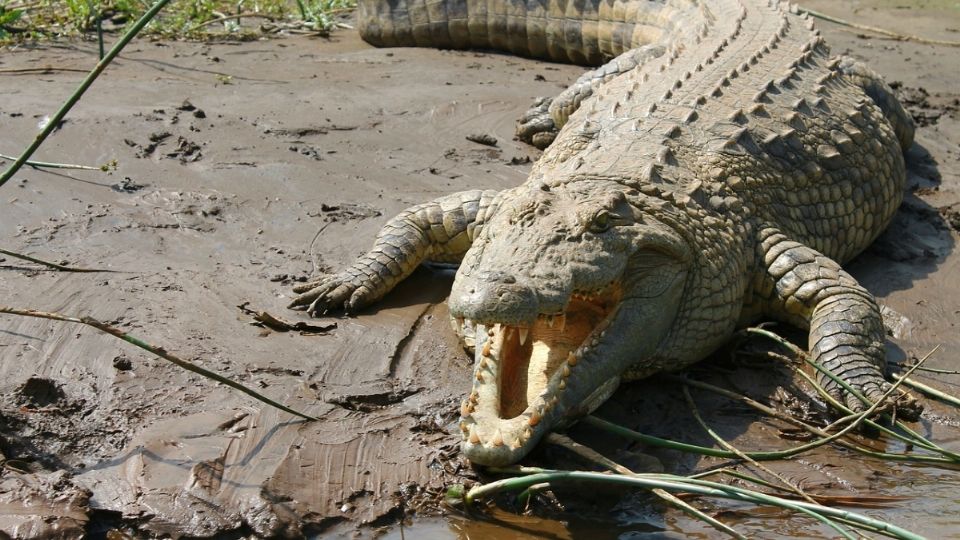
xmin=823 ymin=376 xmax=922 ymax=421
xmin=288 ymin=273 xmax=375 ymax=316
xmin=516 ymin=97 xmax=558 ymax=149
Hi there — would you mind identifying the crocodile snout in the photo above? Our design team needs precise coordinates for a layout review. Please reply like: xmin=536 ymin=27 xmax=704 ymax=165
xmin=449 ymin=270 xmax=539 ymax=324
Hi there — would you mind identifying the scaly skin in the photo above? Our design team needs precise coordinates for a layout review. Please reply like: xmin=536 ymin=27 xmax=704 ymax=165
xmin=291 ymin=0 xmax=919 ymax=466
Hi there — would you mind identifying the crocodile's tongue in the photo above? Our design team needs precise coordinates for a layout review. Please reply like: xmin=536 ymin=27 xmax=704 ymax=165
xmin=496 ymin=303 xmax=605 ymax=419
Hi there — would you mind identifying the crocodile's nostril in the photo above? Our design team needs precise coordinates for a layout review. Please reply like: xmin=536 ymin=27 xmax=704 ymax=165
xmin=479 ymin=270 xmax=517 ymax=284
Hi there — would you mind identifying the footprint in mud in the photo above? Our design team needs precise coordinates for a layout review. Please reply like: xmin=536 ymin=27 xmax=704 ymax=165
xmin=124 ymin=190 xmax=230 ymax=232
xmin=1 ymin=371 xmax=142 ymax=476
xmin=124 ymin=103 xmax=207 ymax=163
xmin=124 ymin=131 xmax=204 ymax=163
xmin=16 ymin=377 xmax=65 ymax=408
xmin=306 ymin=202 xmax=383 ymax=223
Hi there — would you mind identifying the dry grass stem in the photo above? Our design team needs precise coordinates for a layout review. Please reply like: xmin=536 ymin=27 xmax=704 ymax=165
xmin=0 ymin=248 xmax=117 ymax=272
xmin=0 ymin=305 xmax=319 ymax=421
xmin=800 ymin=7 xmax=960 ymax=47
xmin=682 ymin=384 xmax=820 ymax=506
xmin=518 ymin=436 xmax=749 ymax=540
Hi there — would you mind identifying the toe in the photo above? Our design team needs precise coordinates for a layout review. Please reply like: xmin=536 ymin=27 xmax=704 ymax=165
xmin=844 ymin=390 xmax=866 ymax=414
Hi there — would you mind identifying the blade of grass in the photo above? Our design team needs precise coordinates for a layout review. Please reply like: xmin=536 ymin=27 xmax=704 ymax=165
xmin=482 ymin=466 xmax=906 ymax=538
xmin=0 ymin=306 xmax=318 ymax=421
xmin=0 ymin=0 xmax=174 ymax=188
xmin=673 ymin=375 xmax=956 ymax=466
xmin=0 ymin=67 xmax=90 ymax=74
xmin=586 ymin=354 xmax=930 ymax=467
xmin=544 ymin=434 xmax=747 ymax=540
xmin=691 ymin=467 xmax=792 ymax=493
xmin=657 ymin=475 xmax=916 ymax=540
xmin=188 ymin=11 xmax=275 ymax=31
xmin=682 ymin=384 xmax=820 ymax=506
xmin=782 ymin=348 xmax=960 ymax=465
xmin=466 ymin=471 xmax=924 ymax=540
xmin=891 ymin=363 xmax=960 ymax=376
xmin=895 ymin=376 xmax=960 ymax=409
xmin=0 ymin=152 xmax=108 ymax=171
xmin=742 ymin=329 xmax=950 ymax=455
xmin=749 ymin=331 xmax=956 ymax=461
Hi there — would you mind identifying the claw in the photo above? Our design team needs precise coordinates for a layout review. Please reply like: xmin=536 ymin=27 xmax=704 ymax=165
xmin=516 ymin=96 xmax=558 ymax=149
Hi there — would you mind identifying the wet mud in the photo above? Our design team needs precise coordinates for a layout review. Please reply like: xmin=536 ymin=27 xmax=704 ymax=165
xmin=1 ymin=1 xmax=959 ymax=538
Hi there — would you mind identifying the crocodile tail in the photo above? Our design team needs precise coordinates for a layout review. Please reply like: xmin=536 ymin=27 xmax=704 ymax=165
xmin=357 ymin=0 xmax=685 ymax=65
xmin=836 ymin=56 xmax=916 ymax=151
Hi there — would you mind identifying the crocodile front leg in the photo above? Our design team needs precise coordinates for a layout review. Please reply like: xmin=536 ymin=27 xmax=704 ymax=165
xmin=752 ymin=228 xmax=919 ymax=416
xmin=289 ymin=189 xmax=499 ymax=315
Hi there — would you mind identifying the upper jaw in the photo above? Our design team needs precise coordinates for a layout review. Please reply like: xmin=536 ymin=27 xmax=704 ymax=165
xmin=448 ymin=269 xmax=573 ymax=326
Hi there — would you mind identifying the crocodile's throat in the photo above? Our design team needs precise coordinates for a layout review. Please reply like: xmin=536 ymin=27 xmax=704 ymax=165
xmin=458 ymin=283 xmax=622 ymax=461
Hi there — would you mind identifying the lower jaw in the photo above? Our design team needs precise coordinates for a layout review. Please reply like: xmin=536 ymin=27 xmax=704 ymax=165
xmin=460 ymin=434 xmax=537 ymax=466
xmin=460 ymin=373 xmax=622 ymax=466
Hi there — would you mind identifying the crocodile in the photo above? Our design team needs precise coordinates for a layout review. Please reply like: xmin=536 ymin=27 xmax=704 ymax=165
xmin=290 ymin=0 xmax=918 ymax=466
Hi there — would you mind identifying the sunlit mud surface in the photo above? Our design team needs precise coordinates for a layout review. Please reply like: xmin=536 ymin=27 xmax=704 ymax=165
xmin=1 ymin=0 xmax=959 ymax=538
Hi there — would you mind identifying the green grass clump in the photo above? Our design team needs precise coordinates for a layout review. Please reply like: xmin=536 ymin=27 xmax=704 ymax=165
xmin=0 ymin=3 xmax=24 ymax=38
xmin=0 ymin=0 xmax=357 ymax=43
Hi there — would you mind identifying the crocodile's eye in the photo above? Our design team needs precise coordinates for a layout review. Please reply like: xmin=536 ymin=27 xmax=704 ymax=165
xmin=589 ymin=211 xmax=613 ymax=233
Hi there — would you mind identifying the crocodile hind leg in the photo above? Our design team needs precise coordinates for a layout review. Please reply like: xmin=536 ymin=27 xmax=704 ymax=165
xmin=753 ymin=228 xmax=919 ymax=417
xmin=289 ymin=189 xmax=499 ymax=315
xmin=836 ymin=56 xmax=915 ymax=151
xmin=516 ymin=45 xmax=666 ymax=149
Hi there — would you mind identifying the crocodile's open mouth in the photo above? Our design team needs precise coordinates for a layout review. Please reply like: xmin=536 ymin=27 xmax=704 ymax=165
xmin=459 ymin=282 xmax=622 ymax=458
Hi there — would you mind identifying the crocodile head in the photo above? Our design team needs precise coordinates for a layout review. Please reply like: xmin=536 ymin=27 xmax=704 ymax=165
xmin=448 ymin=180 xmax=691 ymax=465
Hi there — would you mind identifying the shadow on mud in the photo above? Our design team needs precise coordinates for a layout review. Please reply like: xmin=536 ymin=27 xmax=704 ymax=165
xmin=852 ymin=143 xmax=955 ymax=297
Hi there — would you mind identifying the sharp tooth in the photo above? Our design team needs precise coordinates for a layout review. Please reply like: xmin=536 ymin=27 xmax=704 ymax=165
xmin=492 ymin=429 xmax=504 ymax=447
xmin=519 ymin=327 xmax=529 ymax=345
xmin=559 ymin=380 xmax=566 ymax=389
xmin=567 ymin=352 xmax=578 ymax=366
xmin=547 ymin=316 xmax=555 ymax=328
xmin=455 ymin=316 xmax=465 ymax=327
xmin=482 ymin=341 xmax=491 ymax=357
xmin=509 ymin=436 xmax=522 ymax=450
xmin=476 ymin=372 xmax=484 ymax=383
xmin=523 ymin=427 xmax=533 ymax=440
xmin=459 ymin=421 xmax=469 ymax=433
xmin=469 ymin=391 xmax=479 ymax=403
xmin=478 ymin=358 xmax=488 ymax=371
xmin=469 ymin=427 xmax=480 ymax=444
xmin=528 ymin=409 xmax=542 ymax=426
xmin=460 ymin=400 xmax=470 ymax=417
xmin=505 ymin=326 xmax=515 ymax=341
xmin=562 ymin=365 xmax=571 ymax=378
xmin=557 ymin=314 xmax=566 ymax=332
xmin=494 ymin=323 xmax=501 ymax=334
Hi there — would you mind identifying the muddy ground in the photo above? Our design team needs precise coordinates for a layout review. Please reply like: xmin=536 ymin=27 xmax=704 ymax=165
xmin=0 ymin=1 xmax=959 ymax=538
